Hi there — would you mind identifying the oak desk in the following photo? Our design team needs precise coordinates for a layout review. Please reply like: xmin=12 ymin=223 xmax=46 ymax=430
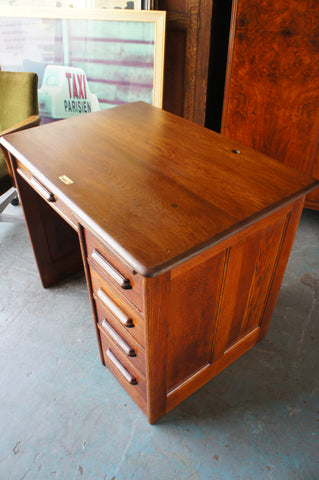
xmin=1 ymin=102 xmax=318 ymax=423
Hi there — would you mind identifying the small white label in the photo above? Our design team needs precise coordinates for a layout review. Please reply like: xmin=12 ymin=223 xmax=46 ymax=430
xmin=59 ymin=175 xmax=74 ymax=185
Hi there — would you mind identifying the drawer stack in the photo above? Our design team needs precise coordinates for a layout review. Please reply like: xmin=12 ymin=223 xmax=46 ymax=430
xmin=84 ymin=230 xmax=147 ymax=411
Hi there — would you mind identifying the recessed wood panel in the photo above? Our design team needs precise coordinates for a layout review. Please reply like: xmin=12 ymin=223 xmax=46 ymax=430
xmin=162 ymin=29 xmax=186 ymax=117
xmin=167 ymin=249 xmax=226 ymax=390
xmin=158 ymin=0 xmax=213 ymax=124
xmin=213 ymin=214 xmax=288 ymax=359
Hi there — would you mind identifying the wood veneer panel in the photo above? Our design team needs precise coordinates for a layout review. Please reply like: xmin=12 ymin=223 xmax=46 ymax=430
xmin=212 ymin=214 xmax=287 ymax=359
xmin=162 ymin=29 xmax=185 ymax=117
xmin=144 ymin=273 xmax=170 ymax=424
xmin=158 ymin=0 xmax=213 ymax=124
xmin=167 ymin=249 xmax=226 ymax=390
xmin=166 ymin=199 xmax=305 ymax=414
xmin=222 ymin=0 xmax=319 ymax=208
xmin=257 ymin=197 xmax=305 ymax=341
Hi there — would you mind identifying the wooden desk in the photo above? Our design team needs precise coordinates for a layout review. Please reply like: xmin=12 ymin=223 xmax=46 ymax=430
xmin=1 ymin=102 xmax=318 ymax=423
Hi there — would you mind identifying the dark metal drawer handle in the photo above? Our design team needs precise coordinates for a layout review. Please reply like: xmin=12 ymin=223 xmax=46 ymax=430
xmin=30 ymin=176 xmax=56 ymax=202
xmin=102 ymin=319 xmax=136 ymax=357
xmin=97 ymin=288 xmax=134 ymax=328
xmin=106 ymin=349 xmax=137 ymax=385
xmin=92 ymin=249 xmax=131 ymax=290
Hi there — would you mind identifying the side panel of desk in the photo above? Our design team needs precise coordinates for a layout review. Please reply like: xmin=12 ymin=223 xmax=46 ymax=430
xmin=162 ymin=198 xmax=304 ymax=417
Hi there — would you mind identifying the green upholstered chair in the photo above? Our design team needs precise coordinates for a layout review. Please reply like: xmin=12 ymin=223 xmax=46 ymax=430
xmin=0 ymin=71 xmax=40 ymax=222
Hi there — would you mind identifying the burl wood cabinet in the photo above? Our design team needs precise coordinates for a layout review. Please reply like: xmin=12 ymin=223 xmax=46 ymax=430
xmin=221 ymin=0 xmax=319 ymax=209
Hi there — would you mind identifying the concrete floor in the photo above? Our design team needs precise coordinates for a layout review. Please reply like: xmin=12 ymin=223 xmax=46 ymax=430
xmin=0 ymin=205 xmax=318 ymax=480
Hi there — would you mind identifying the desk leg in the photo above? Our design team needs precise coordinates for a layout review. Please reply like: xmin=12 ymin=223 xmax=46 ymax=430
xmin=144 ymin=273 xmax=170 ymax=424
xmin=16 ymin=174 xmax=83 ymax=288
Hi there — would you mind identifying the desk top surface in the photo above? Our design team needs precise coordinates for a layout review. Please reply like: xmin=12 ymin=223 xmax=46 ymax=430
xmin=2 ymin=102 xmax=318 ymax=276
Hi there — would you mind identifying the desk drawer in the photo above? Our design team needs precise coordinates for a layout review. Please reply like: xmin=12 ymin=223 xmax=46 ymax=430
xmin=100 ymin=330 xmax=146 ymax=403
xmin=16 ymin=161 xmax=77 ymax=230
xmin=97 ymin=313 xmax=146 ymax=375
xmin=85 ymin=229 xmax=143 ymax=311
xmin=92 ymin=269 xmax=145 ymax=347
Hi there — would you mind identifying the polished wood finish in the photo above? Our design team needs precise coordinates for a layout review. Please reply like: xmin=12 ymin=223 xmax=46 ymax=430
xmin=158 ymin=0 xmax=213 ymax=124
xmin=3 ymin=102 xmax=317 ymax=277
xmin=221 ymin=0 xmax=319 ymax=209
xmin=1 ymin=102 xmax=318 ymax=423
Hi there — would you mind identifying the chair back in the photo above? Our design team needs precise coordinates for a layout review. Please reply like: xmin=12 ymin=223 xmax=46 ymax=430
xmin=0 ymin=71 xmax=38 ymax=131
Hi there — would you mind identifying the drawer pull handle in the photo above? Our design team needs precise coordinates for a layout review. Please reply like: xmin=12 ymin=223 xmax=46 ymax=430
xmin=106 ymin=349 xmax=137 ymax=385
xmin=102 ymin=319 xmax=136 ymax=357
xmin=30 ymin=177 xmax=56 ymax=202
xmin=97 ymin=288 xmax=134 ymax=328
xmin=92 ymin=249 xmax=131 ymax=289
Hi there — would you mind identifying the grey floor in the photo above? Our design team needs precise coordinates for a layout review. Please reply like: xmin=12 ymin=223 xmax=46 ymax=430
xmin=0 ymin=205 xmax=318 ymax=480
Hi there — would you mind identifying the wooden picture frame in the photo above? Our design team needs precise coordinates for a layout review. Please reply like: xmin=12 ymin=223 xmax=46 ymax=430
xmin=0 ymin=7 xmax=165 ymax=122
xmin=93 ymin=1 xmax=142 ymax=8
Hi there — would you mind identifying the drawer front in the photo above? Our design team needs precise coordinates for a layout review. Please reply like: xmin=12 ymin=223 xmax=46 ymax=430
xmin=96 ymin=301 xmax=146 ymax=375
xmin=91 ymin=268 xmax=145 ymax=347
xmin=100 ymin=331 xmax=147 ymax=405
xmin=16 ymin=161 xmax=77 ymax=230
xmin=85 ymin=229 xmax=143 ymax=311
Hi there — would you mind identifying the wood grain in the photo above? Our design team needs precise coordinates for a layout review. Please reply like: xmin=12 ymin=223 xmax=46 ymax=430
xmin=2 ymin=102 xmax=318 ymax=278
xmin=158 ymin=0 xmax=213 ymax=124
xmin=167 ymin=249 xmax=226 ymax=390
xmin=144 ymin=273 xmax=170 ymax=424
xmin=222 ymin=0 xmax=319 ymax=208
xmin=166 ymin=199 xmax=305 ymax=414
xmin=212 ymin=213 xmax=290 ymax=360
